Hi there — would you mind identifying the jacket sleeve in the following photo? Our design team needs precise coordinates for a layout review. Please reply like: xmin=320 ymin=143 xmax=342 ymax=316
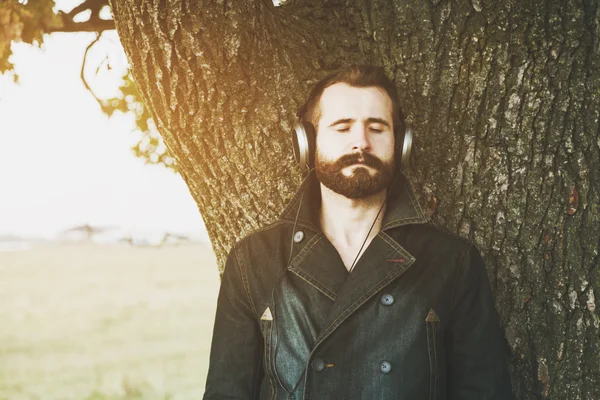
xmin=203 ymin=246 xmax=264 ymax=399
xmin=446 ymin=242 xmax=515 ymax=399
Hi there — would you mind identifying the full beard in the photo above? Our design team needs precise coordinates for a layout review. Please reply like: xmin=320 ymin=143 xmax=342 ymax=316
xmin=315 ymin=150 xmax=395 ymax=199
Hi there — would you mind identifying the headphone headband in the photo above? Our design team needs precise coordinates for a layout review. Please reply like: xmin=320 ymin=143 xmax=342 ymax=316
xmin=296 ymin=103 xmax=307 ymax=119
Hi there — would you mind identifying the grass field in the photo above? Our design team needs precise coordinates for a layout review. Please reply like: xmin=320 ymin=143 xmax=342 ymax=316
xmin=0 ymin=242 xmax=220 ymax=399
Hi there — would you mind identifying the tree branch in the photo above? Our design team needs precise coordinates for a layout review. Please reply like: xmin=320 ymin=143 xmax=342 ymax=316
xmin=48 ymin=0 xmax=115 ymax=33
xmin=46 ymin=18 xmax=115 ymax=33
xmin=65 ymin=0 xmax=106 ymax=19
xmin=80 ymin=33 xmax=104 ymax=110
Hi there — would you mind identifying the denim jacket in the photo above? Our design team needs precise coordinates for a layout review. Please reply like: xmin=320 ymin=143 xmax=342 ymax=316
xmin=203 ymin=170 xmax=515 ymax=400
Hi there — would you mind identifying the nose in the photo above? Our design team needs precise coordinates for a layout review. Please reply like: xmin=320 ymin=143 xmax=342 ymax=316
xmin=351 ymin=124 xmax=371 ymax=152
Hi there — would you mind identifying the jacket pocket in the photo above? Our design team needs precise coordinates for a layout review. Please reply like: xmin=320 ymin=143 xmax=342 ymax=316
xmin=425 ymin=308 xmax=440 ymax=400
xmin=260 ymin=314 xmax=277 ymax=400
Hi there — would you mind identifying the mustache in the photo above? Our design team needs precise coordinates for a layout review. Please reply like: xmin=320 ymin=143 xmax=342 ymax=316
xmin=336 ymin=152 xmax=385 ymax=169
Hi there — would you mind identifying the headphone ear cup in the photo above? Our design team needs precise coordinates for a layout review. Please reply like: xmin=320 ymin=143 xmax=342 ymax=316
xmin=398 ymin=123 xmax=413 ymax=171
xmin=394 ymin=121 xmax=404 ymax=171
xmin=291 ymin=120 xmax=316 ymax=171
xmin=305 ymin=121 xmax=316 ymax=169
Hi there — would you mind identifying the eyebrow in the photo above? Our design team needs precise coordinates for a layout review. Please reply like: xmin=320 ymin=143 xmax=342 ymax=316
xmin=327 ymin=117 xmax=391 ymax=128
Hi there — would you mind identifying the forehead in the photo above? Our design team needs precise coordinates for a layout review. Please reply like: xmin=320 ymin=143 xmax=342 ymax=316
xmin=318 ymin=83 xmax=393 ymax=122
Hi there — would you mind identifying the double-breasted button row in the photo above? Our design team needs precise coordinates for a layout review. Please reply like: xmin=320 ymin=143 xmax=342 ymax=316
xmin=380 ymin=293 xmax=394 ymax=306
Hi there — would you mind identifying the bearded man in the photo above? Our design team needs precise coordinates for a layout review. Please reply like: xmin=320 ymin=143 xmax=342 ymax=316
xmin=203 ymin=65 xmax=515 ymax=399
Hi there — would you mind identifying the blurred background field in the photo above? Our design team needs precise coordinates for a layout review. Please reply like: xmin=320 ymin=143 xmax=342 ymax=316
xmin=0 ymin=1 xmax=224 ymax=398
xmin=0 ymin=242 xmax=220 ymax=399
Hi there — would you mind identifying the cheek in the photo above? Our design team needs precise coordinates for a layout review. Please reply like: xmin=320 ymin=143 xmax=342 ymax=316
xmin=315 ymin=134 xmax=340 ymax=158
xmin=374 ymin=135 xmax=395 ymax=158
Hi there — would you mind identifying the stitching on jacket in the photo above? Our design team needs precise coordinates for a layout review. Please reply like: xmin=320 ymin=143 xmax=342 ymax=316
xmin=406 ymin=180 xmax=428 ymax=219
xmin=278 ymin=172 xmax=314 ymax=220
xmin=381 ymin=180 xmax=429 ymax=228
xmin=316 ymin=234 xmax=415 ymax=341
xmin=318 ymin=280 xmax=382 ymax=341
xmin=426 ymin=318 xmax=440 ymax=400
xmin=379 ymin=231 xmax=415 ymax=260
xmin=234 ymin=246 xmax=258 ymax=317
xmin=294 ymin=217 xmax=315 ymax=227
xmin=383 ymin=215 xmax=427 ymax=229
xmin=268 ymin=320 xmax=277 ymax=400
xmin=270 ymin=318 xmax=288 ymax=394
xmin=317 ymin=262 xmax=412 ymax=344
xmin=289 ymin=267 xmax=337 ymax=301
xmin=384 ymin=215 xmax=423 ymax=224
xmin=433 ymin=321 xmax=439 ymax=400
xmin=289 ymin=234 xmax=323 ymax=268
xmin=426 ymin=322 xmax=434 ymax=400
xmin=261 ymin=320 xmax=275 ymax=399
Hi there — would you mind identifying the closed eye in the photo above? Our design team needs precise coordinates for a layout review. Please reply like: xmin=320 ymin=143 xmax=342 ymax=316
xmin=336 ymin=126 xmax=384 ymax=133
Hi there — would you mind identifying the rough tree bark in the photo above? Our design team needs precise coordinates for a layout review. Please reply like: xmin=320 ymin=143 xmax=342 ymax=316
xmin=108 ymin=0 xmax=599 ymax=398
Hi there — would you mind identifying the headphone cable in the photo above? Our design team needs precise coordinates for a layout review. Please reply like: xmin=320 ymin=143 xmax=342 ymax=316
xmin=347 ymin=170 xmax=401 ymax=274
xmin=269 ymin=168 xmax=400 ymax=392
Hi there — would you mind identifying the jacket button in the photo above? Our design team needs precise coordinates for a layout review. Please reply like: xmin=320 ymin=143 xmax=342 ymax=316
xmin=311 ymin=357 xmax=325 ymax=372
xmin=380 ymin=294 xmax=394 ymax=306
xmin=293 ymin=231 xmax=305 ymax=243
xmin=380 ymin=360 xmax=392 ymax=374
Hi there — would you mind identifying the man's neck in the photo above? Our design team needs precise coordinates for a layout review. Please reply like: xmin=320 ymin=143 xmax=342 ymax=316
xmin=318 ymin=184 xmax=387 ymax=249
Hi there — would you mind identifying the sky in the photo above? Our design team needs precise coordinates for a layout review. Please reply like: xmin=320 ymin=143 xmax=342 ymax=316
xmin=0 ymin=2 xmax=208 ymax=242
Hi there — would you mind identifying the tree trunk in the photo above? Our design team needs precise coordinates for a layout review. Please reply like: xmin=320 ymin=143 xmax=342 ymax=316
xmin=108 ymin=0 xmax=599 ymax=398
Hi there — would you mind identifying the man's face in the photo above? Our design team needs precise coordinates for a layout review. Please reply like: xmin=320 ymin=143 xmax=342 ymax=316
xmin=314 ymin=83 xmax=396 ymax=199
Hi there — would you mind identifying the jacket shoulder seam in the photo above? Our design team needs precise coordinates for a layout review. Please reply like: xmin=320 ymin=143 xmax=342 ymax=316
xmin=231 ymin=245 xmax=258 ymax=317
xmin=232 ymin=221 xmax=287 ymax=319
xmin=448 ymin=240 xmax=475 ymax=319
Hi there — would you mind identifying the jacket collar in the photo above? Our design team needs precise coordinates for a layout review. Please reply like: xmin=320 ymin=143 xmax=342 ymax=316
xmin=276 ymin=169 xmax=431 ymax=371
xmin=279 ymin=168 xmax=430 ymax=232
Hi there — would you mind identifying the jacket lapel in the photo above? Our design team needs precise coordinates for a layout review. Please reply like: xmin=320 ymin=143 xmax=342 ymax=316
xmin=288 ymin=232 xmax=348 ymax=301
xmin=278 ymin=169 xmax=430 ymax=346
xmin=314 ymin=231 xmax=418 ymax=345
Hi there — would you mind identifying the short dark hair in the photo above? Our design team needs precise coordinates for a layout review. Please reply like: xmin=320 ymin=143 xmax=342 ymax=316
xmin=298 ymin=65 xmax=404 ymax=134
